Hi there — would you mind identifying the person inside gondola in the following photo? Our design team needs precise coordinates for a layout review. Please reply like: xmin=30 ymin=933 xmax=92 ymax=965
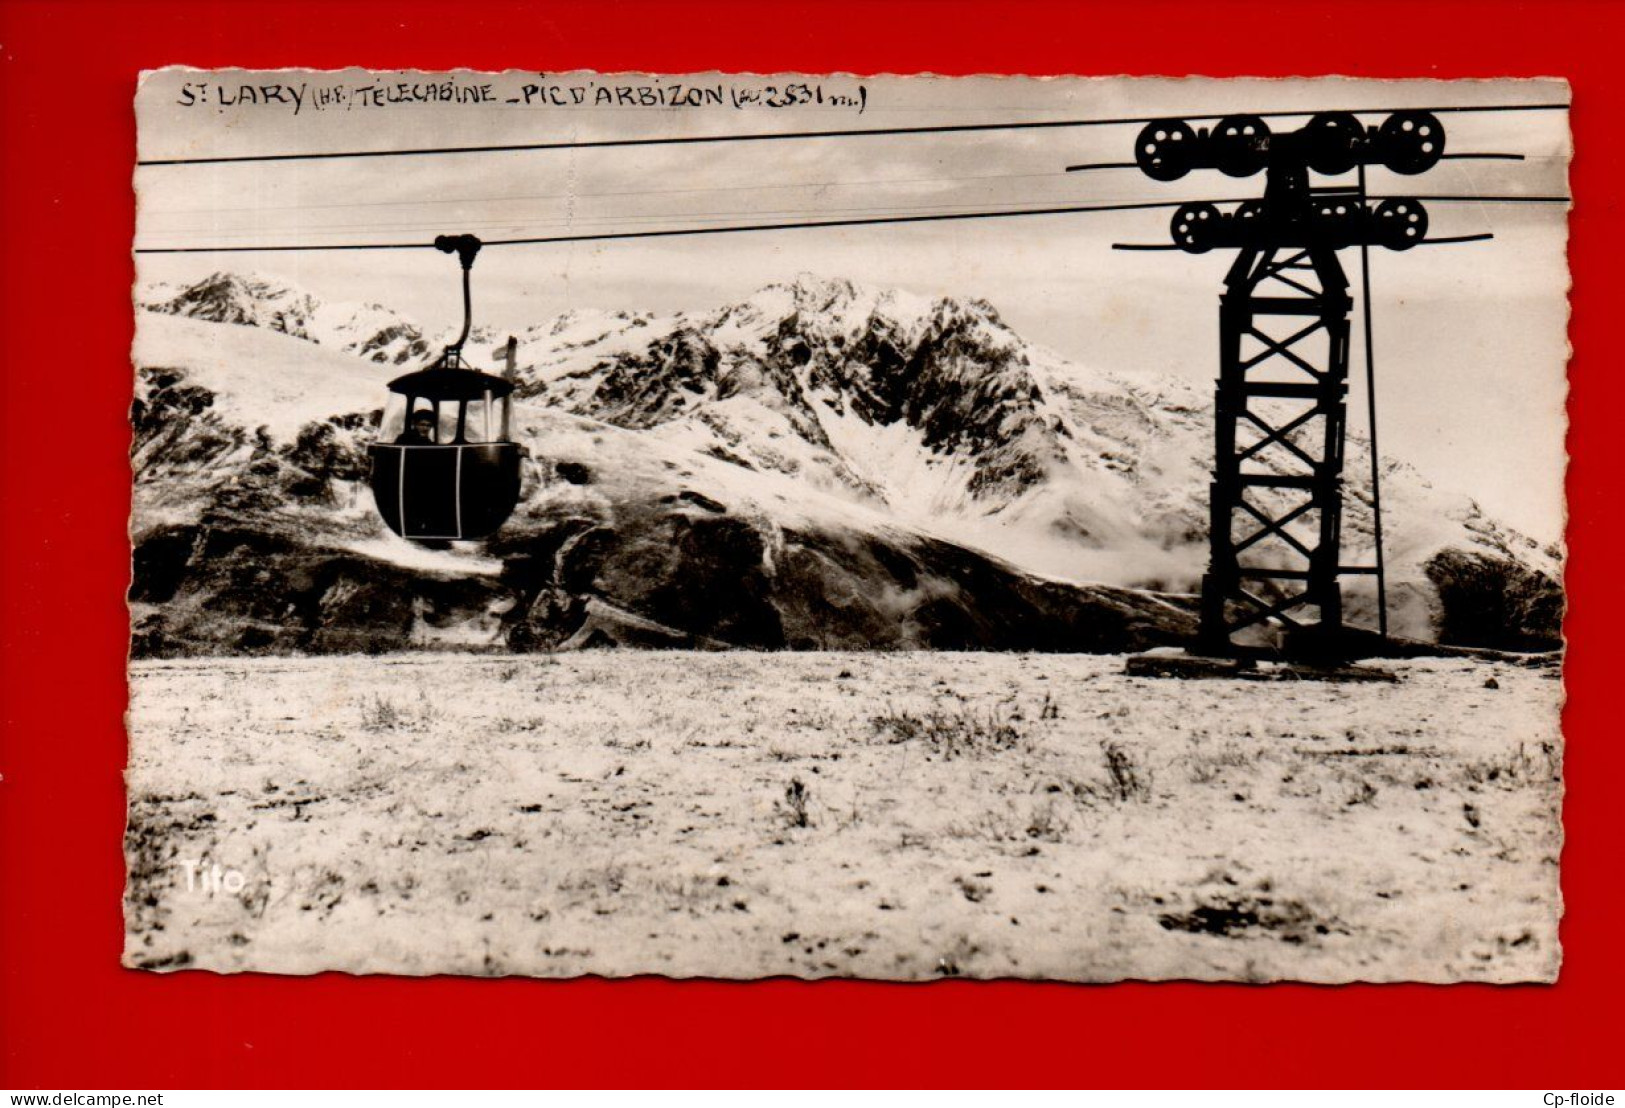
xmin=396 ymin=410 xmax=438 ymax=446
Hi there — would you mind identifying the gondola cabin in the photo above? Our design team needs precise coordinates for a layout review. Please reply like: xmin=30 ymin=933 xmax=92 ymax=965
xmin=368 ymin=366 xmax=523 ymax=541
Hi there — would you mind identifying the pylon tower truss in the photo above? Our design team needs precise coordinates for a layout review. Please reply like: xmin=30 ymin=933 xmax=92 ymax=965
xmin=1201 ymin=241 xmax=1353 ymax=653
xmin=1121 ymin=109 xmax=1448 ymax=654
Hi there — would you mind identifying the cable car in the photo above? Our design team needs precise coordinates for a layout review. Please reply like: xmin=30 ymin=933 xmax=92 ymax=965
xmin=369 ymin=235 xmax=525 ymax=541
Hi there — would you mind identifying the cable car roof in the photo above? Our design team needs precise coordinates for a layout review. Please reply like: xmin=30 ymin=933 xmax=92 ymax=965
xmin=386 ymin=366 xmax=516 ymax=400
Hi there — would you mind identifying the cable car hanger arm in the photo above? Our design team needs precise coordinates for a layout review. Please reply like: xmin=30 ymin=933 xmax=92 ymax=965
xmin=434 ymin=234 xmax=482 ymax=355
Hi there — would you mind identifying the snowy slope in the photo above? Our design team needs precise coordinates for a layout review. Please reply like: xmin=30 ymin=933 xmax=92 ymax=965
xmin=134 ymin=313 xmax=385 ymax=442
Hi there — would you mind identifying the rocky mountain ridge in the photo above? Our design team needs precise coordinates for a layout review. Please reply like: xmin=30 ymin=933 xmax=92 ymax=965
xmin=130 ymin=272 xmax=1562 ymax=655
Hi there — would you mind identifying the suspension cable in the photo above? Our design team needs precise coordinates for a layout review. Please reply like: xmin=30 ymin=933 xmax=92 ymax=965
xmin=131 ymin=194 xmax=1571 ymax=254
xmin=135 ymin=102 xmax=1570 ymax=167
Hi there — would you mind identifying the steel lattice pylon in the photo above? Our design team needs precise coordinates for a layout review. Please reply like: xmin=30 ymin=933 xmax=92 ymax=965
xmin=1200 ymin=242 xmax=1354 ymax=652
xmin=1114 ymin=108 xmax=1450 ymax=655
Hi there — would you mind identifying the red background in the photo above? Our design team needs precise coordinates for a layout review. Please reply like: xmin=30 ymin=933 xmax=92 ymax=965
xmin=1 ymin=0 xmax=1618 ymax=1089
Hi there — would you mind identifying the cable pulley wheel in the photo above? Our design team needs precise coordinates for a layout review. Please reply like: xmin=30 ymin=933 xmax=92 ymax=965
xmin=1377 ymin=111 xmax=1446 ymax=175
xmin=1303 ymin=111 xmax=1366 ymax=176
xmin=1210 ymin=114 xmax=1271 ymax=177
xmin=1313 ymin=197 xmax=1362 ymax=245
xmin=1170 ymin=201 xmax=1221 ymax=252
xmin=1373 ymin=198 xmax=1429 ymax=250
xmin=1228 ymin=199 xmax=1268 ymax=245
xmin=1135 ymin=119 xmax=1198 ymax=181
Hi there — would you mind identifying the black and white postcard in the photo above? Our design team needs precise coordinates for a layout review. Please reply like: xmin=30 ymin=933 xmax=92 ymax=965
xmin=126 ymin=72 xmax=1570 ymax=981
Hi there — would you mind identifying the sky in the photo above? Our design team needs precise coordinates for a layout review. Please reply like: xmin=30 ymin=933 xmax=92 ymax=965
xmin=133 ymin=72 xmax=1572 ymax=542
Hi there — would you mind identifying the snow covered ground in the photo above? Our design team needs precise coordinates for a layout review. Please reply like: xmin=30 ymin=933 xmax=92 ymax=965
xmin=124 ymin=652 xmax=1563 ymax=982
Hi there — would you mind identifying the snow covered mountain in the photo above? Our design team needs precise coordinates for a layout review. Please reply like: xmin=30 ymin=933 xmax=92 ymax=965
xmin=504 ymin=278 xmax=1210 ymax=584
xmin=140 ymin=272 xmax=433 ymax=365
xmin=127 ymin=272 xmax=1562 ymax=655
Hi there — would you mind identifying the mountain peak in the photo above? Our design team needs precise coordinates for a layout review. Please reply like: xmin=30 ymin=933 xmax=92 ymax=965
xmin=783 ymin=271 xmax=861 ymax=306
xmin=141 ymin=270 xmax=430 ymax=366
xmin=141 ymin=270 xmax=311 ymax=318
xmin=723 ymin=273 xmax=971 ymax=343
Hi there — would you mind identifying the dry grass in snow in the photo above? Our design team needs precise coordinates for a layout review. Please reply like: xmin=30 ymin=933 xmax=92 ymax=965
xmin=124 ymin=652 xmax=1562 ymax=982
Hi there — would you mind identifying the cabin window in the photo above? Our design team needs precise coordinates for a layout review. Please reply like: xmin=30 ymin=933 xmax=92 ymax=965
xmin=386 ymin=396 xmax=443 ymax=443
xmin=399 ymin=398 xmax=443 ymax=443
xmin=435 ymin=403 xmax=459 ymax=444
xmin=462 ymin=397 xmax=490 ymax=443
xmin=458 ymin=393 xmax=510 ymax=443
xmin=379 ymin=394 xmax=408 ymax=441
xmin=382 ymin=391 xmax=510 ymax=444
